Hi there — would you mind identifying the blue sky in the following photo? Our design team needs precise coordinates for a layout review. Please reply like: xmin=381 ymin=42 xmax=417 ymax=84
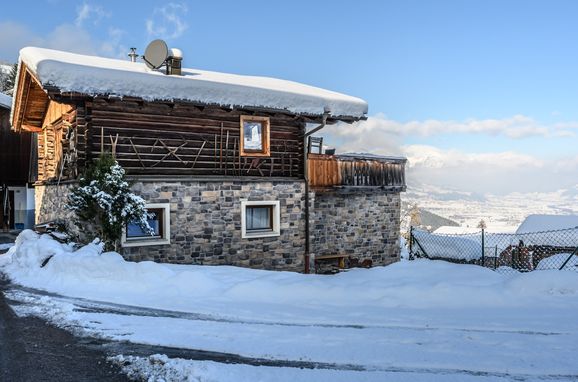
xmin=1 ymin=0 xmax=578 ymax=194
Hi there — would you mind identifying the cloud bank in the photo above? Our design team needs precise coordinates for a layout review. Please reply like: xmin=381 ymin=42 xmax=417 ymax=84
xmin=146 ymin=2 xmax=189 ymax=40
xmin=321 ymin=115 xmax=578 ymax=194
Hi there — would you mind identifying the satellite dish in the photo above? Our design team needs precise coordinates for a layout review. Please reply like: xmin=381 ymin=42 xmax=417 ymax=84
xmin=143 ymin=39 xmax=169 ymax=69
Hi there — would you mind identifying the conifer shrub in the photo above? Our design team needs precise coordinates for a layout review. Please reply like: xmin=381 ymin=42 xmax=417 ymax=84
xmin=68 ymin=153 xmax=152 ymax=250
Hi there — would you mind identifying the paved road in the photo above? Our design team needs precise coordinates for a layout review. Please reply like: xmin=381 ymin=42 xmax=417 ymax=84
xmin=0 ymin=279 xmax=130 ymax=382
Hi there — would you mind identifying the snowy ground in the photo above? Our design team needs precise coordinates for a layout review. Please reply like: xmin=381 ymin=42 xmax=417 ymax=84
xmin=0 ymin=243 xmax=14 ymax=251
xmin=1 ymin=230 xmax=578 ymax=381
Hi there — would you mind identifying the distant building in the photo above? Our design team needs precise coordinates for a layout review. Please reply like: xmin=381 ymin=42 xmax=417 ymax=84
xmin=516 ymin=214 xmax=578 ymax=234
xmin=0 ymin=92 xmax=35 ymax=230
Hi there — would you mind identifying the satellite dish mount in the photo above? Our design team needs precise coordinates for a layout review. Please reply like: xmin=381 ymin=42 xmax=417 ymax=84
xmin=142 ymin=39 xmax=183 ymax=75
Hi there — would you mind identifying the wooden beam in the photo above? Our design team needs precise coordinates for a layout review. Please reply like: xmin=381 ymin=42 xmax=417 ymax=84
xmin=21 ymin=124 xmax=43 ymax=133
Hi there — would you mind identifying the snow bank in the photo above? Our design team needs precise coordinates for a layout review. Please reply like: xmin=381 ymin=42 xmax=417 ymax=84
xmin=412 ymin=230 xmax=482 ymax=260
xmin=19 ymin=47 xmax=368 ymax=119
xmin=0 ymin=243 xmax=14 ymax=251
xmin=109 ymin=355 xmax=505 ymax=382
xmin=2 ymin=231 xmax=578 ymax=323
xmin=536 ymin=253 xmax=578 ymax=271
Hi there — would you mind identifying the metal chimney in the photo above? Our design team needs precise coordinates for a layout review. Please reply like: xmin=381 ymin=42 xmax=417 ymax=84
xmin=128 ymin=47 xmax=139 ymax=63
xmin=167 ymin=48 xmax=182 ymax=75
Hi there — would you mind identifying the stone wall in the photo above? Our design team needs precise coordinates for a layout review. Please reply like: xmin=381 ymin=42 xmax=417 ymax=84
xmin=310 ymin=190 xmax=401 ymax=266
xmin=35 ymin=183 xmax=78 ymax=231
xmin=34 ymin=180 xmax=402 ymax=271
xmin=124 ymin=180 xmax=306 ymax=271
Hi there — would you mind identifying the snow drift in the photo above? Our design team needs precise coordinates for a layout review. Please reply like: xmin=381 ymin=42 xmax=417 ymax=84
xmin=2 ymin=231 xmax=578 ymax=323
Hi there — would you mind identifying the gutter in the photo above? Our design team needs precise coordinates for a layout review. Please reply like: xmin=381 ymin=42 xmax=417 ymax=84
xmin=303 ymin=111 xmax=329 ymax=274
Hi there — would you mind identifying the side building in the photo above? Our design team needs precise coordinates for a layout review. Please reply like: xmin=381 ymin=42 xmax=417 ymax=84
xmin=0 ymin=92 xmax=35 ymax=230
xmin=11 ymin=47 xmax=405 ymax=272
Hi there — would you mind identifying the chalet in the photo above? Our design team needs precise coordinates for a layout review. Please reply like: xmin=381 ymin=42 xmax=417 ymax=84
xmin=0 ymin=92 xmax=35 ymax=231
xmin=11 ymin=46 xmax=406 ymax=272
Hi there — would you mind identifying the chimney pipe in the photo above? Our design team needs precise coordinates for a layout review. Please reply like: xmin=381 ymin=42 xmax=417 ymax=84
xmin=128 ymin=48 xmax=139 ymax=63
xmin=167 ymin=48 xmax=183 ymax=75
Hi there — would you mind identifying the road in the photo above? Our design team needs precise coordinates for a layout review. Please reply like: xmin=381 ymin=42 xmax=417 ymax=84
xmin=0 ymin=278 xmax=129 ymax=382
xmin=4 ymin=279 xmax=578 ymax=382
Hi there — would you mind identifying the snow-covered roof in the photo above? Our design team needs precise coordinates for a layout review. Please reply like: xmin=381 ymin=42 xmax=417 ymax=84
xmin=516 ymin=214 xmax=578 ymax=234
xmin=338 ymin=152 xmax=407 ymax=162
xmin=433 ymin=226 xmax=480 ymax=235
xmin=0 ymin=92 xmax=12 ymax=109
xmin=18 ymin=47 xmax=368 ymax=119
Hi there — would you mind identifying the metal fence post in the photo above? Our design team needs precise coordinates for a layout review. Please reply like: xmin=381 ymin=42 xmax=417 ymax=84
xmin=409 ymin=226 xmax=413 ymax=257
xmin=481 ymin=228 xmax=485 ymax=267
xmin=559 ymin=246 xmax=578 ymax=270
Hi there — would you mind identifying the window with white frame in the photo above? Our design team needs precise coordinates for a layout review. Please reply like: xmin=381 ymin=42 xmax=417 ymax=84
xmin=121 ymin=203 xmax=171 ymax=247
xmin=241 ymin=200 xmax=280 ymax=238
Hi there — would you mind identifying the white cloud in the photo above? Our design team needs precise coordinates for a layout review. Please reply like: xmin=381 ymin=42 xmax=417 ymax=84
xmin=146 ymin=2 xmax=189 ymax=40
xmin=99 ymin=27 xmax=128 ymax=59
xmin=403 ymin=145 xmax=543 ymax=170
xmin=75 ymin=2 xmax=109 ymax=27
xmin=46 ymin=24 xmax=98 ymax=54
xmin=323 ymin=114 xmax=576 ymax=143
xmin=400 ymin=145 xmax=572 ymax=194
xmin=0 ymin=20 xmax=125 ymax=62
xmin=320 ymin=115 xmax=578 ymax=194
xmin=0 ymin=21 xmax=44 ymax=61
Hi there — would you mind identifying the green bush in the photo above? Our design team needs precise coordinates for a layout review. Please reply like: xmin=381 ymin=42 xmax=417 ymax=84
xmin=68 ymin=153 xmax=152 ymax=250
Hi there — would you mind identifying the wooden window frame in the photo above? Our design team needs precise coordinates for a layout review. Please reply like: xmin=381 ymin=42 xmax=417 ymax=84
xmin=241 ymin=200 xmax=280 ymax=239
xmin=121 ymin=203 xmax=171 ymax=247
xmin=240 ymin=115 xmax=270 ymax=157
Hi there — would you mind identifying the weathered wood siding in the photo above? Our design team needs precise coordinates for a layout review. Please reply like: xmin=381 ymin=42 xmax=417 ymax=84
xmin=85 ymin=99 xmax=305 ymax=178
xmin=0 ymin=108 xmax=32 ymax=186
xmin=37 ymin=100 xmax=76 ymax=182
xmin=308 ymin=154 xmax=406 ymax=190
xmin=307 ymin=154 xmax=340 ymax=187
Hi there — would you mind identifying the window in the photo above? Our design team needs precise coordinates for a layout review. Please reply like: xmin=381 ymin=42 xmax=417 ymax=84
xmin=241 ymin=200 xmax=280 ymax=238
xmin=240 ymin=115 xmax=270 ymax=157
xmin=121 ymin=203 xmax=170 ymax=247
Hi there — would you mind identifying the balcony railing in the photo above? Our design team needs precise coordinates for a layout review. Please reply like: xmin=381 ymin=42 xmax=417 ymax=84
xmin=307 ymin=153 xmax=406 ymax=190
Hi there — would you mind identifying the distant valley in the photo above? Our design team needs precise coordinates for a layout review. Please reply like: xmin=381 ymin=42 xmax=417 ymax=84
xmin=401 ymin=182 xmax=578 ymax=232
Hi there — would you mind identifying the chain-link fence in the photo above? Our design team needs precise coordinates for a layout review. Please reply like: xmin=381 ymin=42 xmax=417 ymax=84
xmin=409 ymin=227 xmax=578 ymax=274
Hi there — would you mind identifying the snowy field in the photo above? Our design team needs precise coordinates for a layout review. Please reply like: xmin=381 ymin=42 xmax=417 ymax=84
xmin=1 ymin=230 xmax=578 ymax=381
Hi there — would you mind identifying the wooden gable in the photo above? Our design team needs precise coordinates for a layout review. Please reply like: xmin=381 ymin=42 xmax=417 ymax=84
xmin=12 ymin=63 xmax=51 ymax=133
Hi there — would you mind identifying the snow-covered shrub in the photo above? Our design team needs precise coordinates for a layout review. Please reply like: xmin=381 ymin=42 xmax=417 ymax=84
xmin=67 ymin=153 xmax=152 ymax=250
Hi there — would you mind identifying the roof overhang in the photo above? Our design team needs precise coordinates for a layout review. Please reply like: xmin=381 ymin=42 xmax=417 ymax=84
xmin=11 ymin=62 xmax=50 ymax=133
xmin=18 ymin=47 xmax=368 ymax=123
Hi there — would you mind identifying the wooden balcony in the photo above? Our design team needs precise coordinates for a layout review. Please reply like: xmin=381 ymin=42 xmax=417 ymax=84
xmin=307 ymin=153 xmax=406 ymax=191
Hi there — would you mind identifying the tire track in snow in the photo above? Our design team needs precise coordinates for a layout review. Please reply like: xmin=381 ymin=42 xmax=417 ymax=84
xmin=4 ymin=281 xmax=578 ymax=381
xmin=5 ymin=283 xmax=566 ymax=337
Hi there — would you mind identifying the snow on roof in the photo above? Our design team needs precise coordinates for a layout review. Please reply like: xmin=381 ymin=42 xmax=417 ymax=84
xmin=19 ymin=47 xmax=368 ymax=119
xmin=516 ymin=214 xmax=578 ymax=234
xmin=339 ymin=152 xmax=407 ymax=162
xmin=433 ymin=226 xmax=481 ymax=235
xmin=0 ymin=92 xmax=12 ymax=109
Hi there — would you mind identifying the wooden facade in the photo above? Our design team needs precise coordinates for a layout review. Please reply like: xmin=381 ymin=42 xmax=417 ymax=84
xmin=12 ymin=62 xmax=406 ymax=190
xmin=29 ymin=98 xmax=307 ymax=182
xmin=0 ymin=105 xmax=33 ymax=186
xmin=308 ymin=153 xmax=406 ymax=190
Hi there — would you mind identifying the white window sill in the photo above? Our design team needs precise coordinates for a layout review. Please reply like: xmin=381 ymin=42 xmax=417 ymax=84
xmin=242 ymin=230 xmax=280 ymax=239
xmin=121 ymin=238 xmax=171 ymax=248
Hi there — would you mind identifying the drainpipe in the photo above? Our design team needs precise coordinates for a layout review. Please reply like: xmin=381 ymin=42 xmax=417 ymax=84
xmin=303 ymin=110 xmax=329 ymax=274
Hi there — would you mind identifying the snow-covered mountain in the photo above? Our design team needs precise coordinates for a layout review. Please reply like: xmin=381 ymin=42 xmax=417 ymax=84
xmin=0 ymin=63 xmax=12 ymax=75
xmin=402 ymin=181 xmax=578 ymax=232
